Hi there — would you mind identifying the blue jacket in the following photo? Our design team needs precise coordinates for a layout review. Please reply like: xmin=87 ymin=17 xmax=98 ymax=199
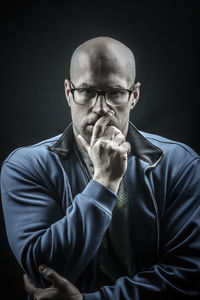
xmin=1 ymin=122 xmax=200 ymax=299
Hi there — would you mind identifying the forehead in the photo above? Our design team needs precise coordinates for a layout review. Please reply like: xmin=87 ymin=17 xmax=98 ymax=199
xmin=73 ymin=53 xmax=132 ymax=88
xmin=73 ymin=72 xmax=129 ymax=89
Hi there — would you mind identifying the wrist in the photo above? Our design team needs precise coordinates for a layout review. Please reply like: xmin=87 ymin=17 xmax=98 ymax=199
xmin=93 ymin=175 xmax=121 ymax=194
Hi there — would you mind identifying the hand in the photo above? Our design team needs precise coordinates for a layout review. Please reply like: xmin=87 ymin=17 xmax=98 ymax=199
xmin=23 ymin=265 xmax=83 ymax=300
xmin=78 ymin=112 xmax=131 ymax=193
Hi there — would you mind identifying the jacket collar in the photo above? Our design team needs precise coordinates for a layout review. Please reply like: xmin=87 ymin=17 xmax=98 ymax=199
xmin=47 ymin=122 xmax=163 ymax=166
xmin=127 ymin=121 xmax=163 ymax=165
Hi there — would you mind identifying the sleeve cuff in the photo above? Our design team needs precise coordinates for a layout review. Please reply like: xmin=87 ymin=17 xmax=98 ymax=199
xmin=83 ymin=290 xmax=103 ymax=300
xmin=82 ymin=180 xmax=118 ymax=214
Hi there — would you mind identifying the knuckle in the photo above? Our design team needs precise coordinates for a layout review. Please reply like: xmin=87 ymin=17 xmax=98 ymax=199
xmin=110 ymin=144 xmax=119 ymax=152
xmin=109 ymin=125 xmax=118 ymax=130
xmin=123 ymin=141 xmax=131 ymax=149
xmin=108 ymin=125 xmax=117 ymax=133
xmin=112 ymin=126 xmax=121 ymax=135
xmin=105 ymin=125 xmax=119 ymax=136
xmin=115 ymin=136 xmax=125 ymax=144
xmin=113 ymin=127 xmax=121 ymax=134
xmin=119 ymin=133 xmax=125 ymax=140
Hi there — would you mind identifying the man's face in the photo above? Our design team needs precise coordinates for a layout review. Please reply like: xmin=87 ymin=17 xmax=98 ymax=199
xmin=65 ymin=57 xmax=139 ymax=144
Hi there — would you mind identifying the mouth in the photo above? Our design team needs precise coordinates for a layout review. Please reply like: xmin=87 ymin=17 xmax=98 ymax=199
xmin=87 ymin=123 xmax=95 ymax=129
xmin=87 ymin=118 xmax=99 ymax=126
xmin=89 ymin=121 xmax=97 ymax=126
xmin=87 ymin=114 xmax=116 ymax=129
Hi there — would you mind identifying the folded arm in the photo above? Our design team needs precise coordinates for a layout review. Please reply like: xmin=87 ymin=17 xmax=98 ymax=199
xmin=1 ymin=156 xmax=117 ymax=286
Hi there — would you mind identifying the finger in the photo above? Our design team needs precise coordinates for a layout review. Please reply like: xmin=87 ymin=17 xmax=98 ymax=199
xmin=120 ymin=141 xmax=131 ymax=155
xmin=107 ymin=142 xmax=130 ymax=156
xmin=103 ymin=126 xmax=121 ymax=140
xmin=101 ymin=126 xmax=126 ymax=146
xmin=91 ymin=111 xmax=114 ymax=145
xmin=39 ymin=265 xmax=65 ymax=288
xmin=39 ymin=265 xmax=80 ymax=294
xmin=23 ymin=274 xmax=38 ymax=295
xmin=113 ymin=133 xmax=125 ymax=146
xmin=104 ymin=127 xmax=125 ymax=144
xmin=77 ymin=134 xmax=90 ymax=152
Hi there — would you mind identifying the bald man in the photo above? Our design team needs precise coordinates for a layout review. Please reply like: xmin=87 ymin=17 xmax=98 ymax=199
xmin=1 ymin=37 xmax=200 ymax=300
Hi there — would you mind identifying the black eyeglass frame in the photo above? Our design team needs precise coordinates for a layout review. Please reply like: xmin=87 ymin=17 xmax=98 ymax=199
xmin=69 ymin=80 xmax=135 ymax=106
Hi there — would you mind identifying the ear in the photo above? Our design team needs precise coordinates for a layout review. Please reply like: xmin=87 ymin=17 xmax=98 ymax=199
xmin=64 ymin=79 xmax=71 ymax=107
xmin=130 ymin=82 xmax=141 ymax=110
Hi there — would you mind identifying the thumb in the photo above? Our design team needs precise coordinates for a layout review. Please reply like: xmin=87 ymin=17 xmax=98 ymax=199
xmin=39 ymin=265 xmax=81 ymax=294
xmin=39 ymin=265 xmax=66 ymax=288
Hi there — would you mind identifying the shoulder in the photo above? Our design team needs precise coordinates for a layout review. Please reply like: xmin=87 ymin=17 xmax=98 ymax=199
xmin=140 ymin=131 xmax=200 ymax=171
xmin=139 ymin=132 xmax=200 ymax=200
xmin=2 ymin=134 xmax=62 ymax=172
xmin=141 ymin=130 xmax=199 ymax=158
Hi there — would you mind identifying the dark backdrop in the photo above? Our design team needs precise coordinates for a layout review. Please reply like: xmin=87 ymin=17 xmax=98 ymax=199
xmin=1 ymin=1 xmax=200 ymax=298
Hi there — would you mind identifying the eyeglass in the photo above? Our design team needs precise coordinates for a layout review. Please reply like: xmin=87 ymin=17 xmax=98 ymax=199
xmin=69 ymin=81 xmax=135 ymax=106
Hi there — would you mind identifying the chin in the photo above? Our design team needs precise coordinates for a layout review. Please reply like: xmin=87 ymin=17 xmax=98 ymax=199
xmin=82 ymin=127 xmax=93 ymax=143
xmin=86 ymin=124 xmax=94 ymax=132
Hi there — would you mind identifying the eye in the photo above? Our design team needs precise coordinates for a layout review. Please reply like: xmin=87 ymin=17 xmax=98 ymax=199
xmin=79 ymin=88 xmax=92 ymax=94
xmin=107 ymin=89 xmax=126 ymax=98
xmin=79 ymin=88 xmax=96 ymax=97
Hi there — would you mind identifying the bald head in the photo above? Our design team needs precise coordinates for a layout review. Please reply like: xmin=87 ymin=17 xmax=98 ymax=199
xmin=70 ymin=37 xmax=136 ymax=87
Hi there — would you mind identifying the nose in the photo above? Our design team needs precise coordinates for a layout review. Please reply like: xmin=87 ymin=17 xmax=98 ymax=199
xmin=92 ymin=95 xmax=110 ymax=115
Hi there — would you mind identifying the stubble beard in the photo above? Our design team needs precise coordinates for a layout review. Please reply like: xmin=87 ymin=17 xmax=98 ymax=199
xmin=73 ymin=122 xmax=93 ymax=147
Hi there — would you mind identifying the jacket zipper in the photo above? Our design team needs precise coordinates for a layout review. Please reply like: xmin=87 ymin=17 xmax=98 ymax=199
xmin=143 ymin=153 xmax=164 ymax=257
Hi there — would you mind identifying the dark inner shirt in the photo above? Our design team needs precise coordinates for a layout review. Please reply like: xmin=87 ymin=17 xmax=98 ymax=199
xmin=75 ymin=143 xmax=136 ymax=289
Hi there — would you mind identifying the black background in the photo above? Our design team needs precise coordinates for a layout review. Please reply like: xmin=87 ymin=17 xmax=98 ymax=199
xmin=1 ymin=0 xmax=200 ymax=298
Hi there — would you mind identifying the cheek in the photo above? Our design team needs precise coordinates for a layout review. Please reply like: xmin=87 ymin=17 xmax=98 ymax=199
xmin=71 ymin=106 xmax=85 ymax=121
xmin=115 ymin=106 xmax=131 ymax=122
xmin=70 ymin=106 xmax=90 ymax=130
xmin=113 ymin=107 xmax=131 ymax=132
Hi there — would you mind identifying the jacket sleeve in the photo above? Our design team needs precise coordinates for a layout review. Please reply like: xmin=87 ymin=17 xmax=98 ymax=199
xmin=0 ymin=149 xmax=117 ymax=286
xmin=83 ymin=157 xmax=200 ymax=299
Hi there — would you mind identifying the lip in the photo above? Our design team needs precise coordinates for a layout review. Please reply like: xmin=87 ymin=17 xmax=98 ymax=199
xmin=87 ymin=115 xmax=115 ymax=127
xmin=87 ymin=120 xmax=114 ymax=127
